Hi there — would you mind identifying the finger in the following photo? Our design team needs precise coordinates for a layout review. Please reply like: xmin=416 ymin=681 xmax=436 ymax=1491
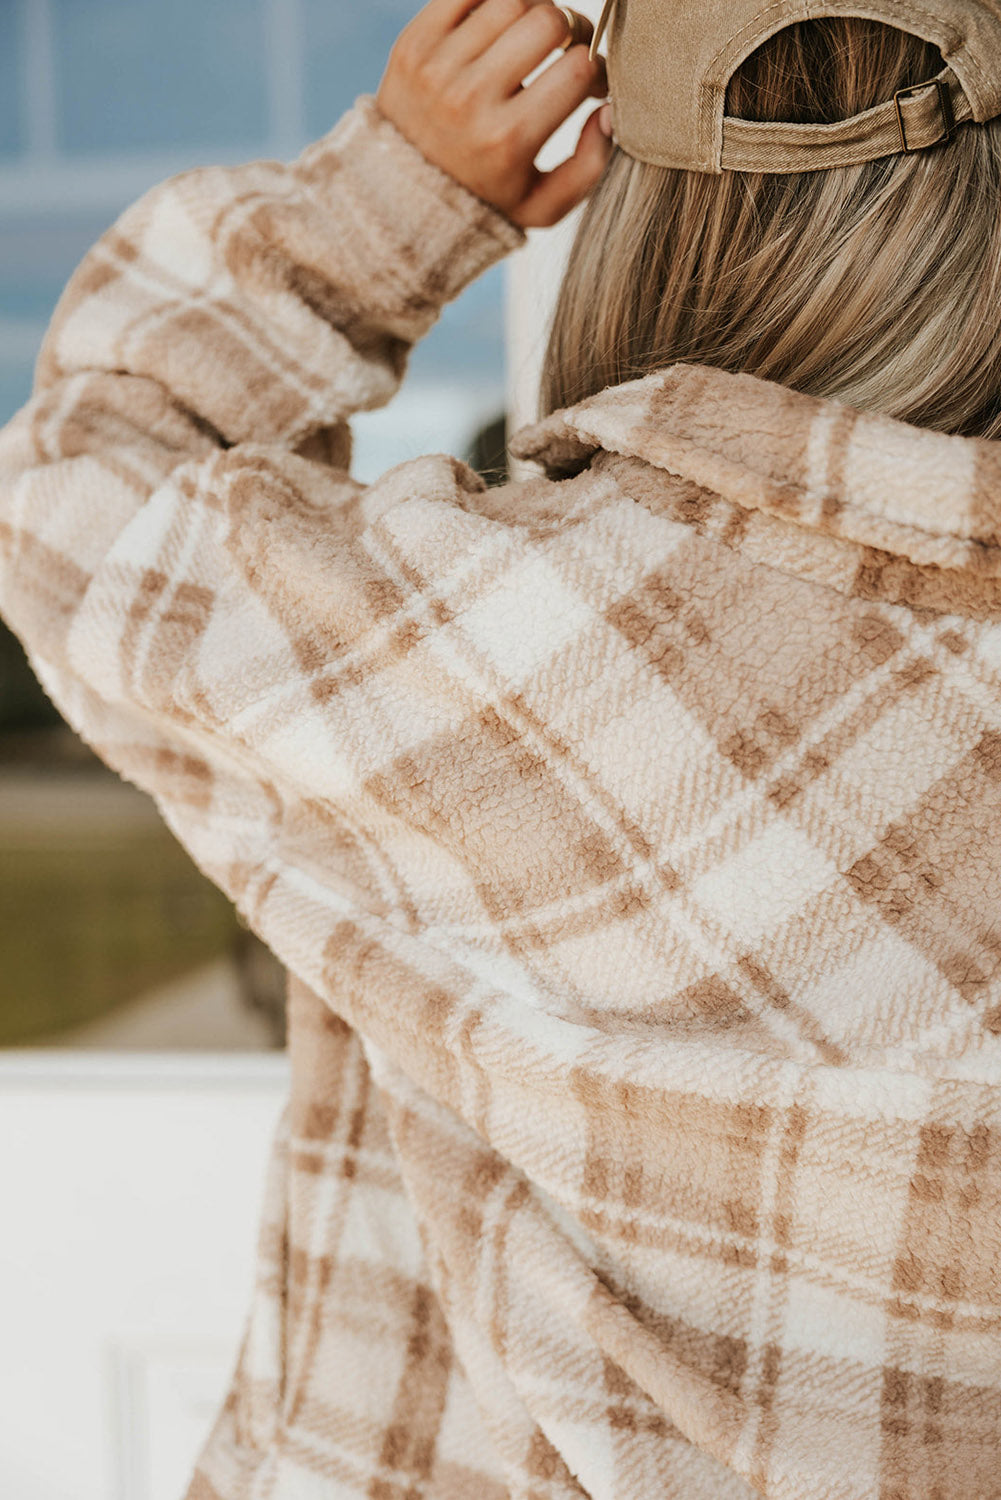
xmin=555 ymin=9 xmax=596 ymax=51
xmin=512 ymin=105 xmax=613 ymax=228
xmin=584 ymin=52 xmax=609 ymax=99
xmin=511 ymin=45 xmax=607 ymax=157
xmin=405 ymin=0 xmax=491 ymax=57
xmin=468 ymin=3 xmax=575 ymax=96
xmin=439 ymin=0 xmax=558 ymax=72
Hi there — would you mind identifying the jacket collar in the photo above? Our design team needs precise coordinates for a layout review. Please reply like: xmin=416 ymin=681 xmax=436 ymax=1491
xmin=511 ymin=363 xmax=1001 ymax=583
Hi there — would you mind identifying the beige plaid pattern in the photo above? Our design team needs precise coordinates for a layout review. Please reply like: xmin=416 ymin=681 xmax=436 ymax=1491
xmin=1 ymin=94 xmax=1000 ymax=1498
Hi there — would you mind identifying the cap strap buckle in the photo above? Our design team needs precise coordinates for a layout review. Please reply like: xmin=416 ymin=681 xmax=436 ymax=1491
xmin=894 ymin=77 xmax=956 ymax=154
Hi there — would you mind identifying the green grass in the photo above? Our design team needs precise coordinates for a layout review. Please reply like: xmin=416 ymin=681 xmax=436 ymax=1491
xmin=0 ymin=828 xmax=240 ymax=1045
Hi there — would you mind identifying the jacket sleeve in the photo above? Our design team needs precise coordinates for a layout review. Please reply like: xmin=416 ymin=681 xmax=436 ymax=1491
xmin=0 ymin=95 xmax=524 ymax=934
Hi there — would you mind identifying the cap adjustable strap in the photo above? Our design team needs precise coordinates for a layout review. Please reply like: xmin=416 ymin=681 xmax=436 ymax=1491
xmin=720 ymin=68 xmax=970 ymax=173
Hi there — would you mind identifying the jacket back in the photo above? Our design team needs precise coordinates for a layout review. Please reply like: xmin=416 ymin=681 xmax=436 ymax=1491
xmin=0 ymin=98 xmax=998 ymax=1500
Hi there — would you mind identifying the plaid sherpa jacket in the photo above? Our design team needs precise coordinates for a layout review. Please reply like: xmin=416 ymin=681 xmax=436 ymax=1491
xmin=1 ymin=93 xmax=1000 ymax=1500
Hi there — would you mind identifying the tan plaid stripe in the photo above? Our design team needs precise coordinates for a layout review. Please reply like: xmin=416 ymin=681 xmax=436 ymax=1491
xmin=1 ymin=96 xmax=1000 ymax=1497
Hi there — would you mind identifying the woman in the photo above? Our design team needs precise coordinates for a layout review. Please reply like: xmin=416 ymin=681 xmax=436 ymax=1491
xmin=1 ymin=0 xmax=1000 ymax=1494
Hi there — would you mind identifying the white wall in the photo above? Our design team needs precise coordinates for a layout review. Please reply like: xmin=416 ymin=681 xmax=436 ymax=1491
xmin=0 ymin=1053 xmax=288 ymax=1500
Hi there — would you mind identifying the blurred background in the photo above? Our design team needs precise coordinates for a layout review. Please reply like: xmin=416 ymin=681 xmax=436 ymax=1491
xmin=0 ymin=0 xmax=509 ymax=1053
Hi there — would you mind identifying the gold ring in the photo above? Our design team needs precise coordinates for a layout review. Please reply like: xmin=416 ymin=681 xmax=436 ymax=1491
xmin=556 ymin=7 xmax=593 ymax=53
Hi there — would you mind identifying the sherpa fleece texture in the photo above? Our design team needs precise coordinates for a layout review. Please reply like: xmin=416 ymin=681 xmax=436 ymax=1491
xmin=1 ymin=94 xmax=1000 ymax=1500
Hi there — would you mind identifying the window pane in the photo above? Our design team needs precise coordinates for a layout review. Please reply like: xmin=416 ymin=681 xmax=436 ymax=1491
xmin=0 ymin=211 xmax=114 ymax=322
xmin=52 ymin=0 xmax=270 ymax=152
xmin=302 ymin=0 xmax=411 ymax=140
xmin=0 ymin=4 xmax=24 ymax=157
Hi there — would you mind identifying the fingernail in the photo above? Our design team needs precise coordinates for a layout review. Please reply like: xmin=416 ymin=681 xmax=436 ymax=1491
xmin=598 ymin=103 xmax=613 ymax=138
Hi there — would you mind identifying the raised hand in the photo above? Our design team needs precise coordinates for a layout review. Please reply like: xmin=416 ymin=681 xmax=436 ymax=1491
xmin=377 ymin=0 xmax=612 ymax=228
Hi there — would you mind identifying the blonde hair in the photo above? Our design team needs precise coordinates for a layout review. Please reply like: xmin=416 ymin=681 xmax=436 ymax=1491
xmin=542 ymin=19 xmax=1001 ymax=438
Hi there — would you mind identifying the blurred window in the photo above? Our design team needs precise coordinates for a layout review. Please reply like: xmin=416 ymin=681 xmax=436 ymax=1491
xmin=0 ymin=5 xmax=25 ymax=156
xmin=302 ymin=0 xmax=404 ymax=141
xmin=0 ymin=0 xmax=507 ymax=459
xmin=53 ymin=0 xmax=272 ymax=152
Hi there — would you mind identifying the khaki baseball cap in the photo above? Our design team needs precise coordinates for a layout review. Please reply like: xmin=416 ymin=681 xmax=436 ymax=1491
xmin=588 ymin=0 xmax=1001 ymax=173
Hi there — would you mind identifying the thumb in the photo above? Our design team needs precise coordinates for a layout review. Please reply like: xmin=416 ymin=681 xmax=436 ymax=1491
xmin=511 ymin=106 xmax=614 ymax=230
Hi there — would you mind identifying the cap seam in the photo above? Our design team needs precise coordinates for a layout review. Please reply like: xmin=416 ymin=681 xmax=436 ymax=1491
xmin=704 ymin=1 xmax=963 ymax=79
xmin=699 ymin=1 xmax=968 ymax=167
xmin=701 ymin=0 xmax=801 ymax=165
